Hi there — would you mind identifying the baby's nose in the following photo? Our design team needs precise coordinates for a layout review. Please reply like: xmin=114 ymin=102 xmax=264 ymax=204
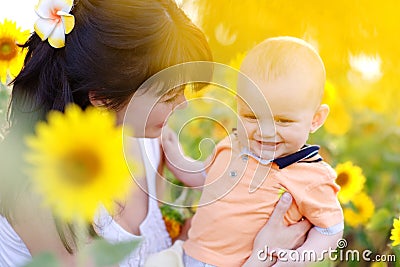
xmin=258 ymin=123 xmax=276 ymax=138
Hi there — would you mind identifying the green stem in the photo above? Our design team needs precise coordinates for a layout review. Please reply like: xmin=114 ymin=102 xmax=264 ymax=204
xmin=75 ymin=219 xmax=89 ymax=267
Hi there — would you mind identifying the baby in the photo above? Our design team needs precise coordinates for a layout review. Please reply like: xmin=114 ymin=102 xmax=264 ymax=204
xmin=159 ymin=36 xmax=343 ymax=266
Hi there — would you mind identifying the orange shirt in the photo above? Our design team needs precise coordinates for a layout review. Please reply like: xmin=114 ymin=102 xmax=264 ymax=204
xmin=183 ymin=136 xmax=343 ymax=267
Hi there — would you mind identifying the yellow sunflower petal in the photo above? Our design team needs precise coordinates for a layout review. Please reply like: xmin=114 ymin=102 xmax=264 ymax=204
xmin=34 ymin=18 xmax=57 ymax=41
xmin=0 ymin=68 xmax=6 ymax=84
xmin=343 ymin=192 xmax=374 ymax=228
xmin=9 ymin=49 xmax=27 ymax=77
xmin=390 ymin=217 xmax=400 ymax=246
xmin=48 ymin=22 xmax=65 ymax=48
xmin=0 ymin=62 xmax=7 ymax=83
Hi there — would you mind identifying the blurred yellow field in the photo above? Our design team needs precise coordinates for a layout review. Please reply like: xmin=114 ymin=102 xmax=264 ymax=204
xmin=1 ymin=1 xmax=399 ymax=266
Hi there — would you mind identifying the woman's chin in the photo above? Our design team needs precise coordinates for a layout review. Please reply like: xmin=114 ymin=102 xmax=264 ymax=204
xmin=144 ymin=127 xmax=163 ymax=138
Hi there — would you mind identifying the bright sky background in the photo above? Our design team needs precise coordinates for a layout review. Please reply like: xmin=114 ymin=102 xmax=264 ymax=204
xmin=0 ymin=0 xmax=381 ymax=81
xmin=0 ymin=0 xmax=198 ymax=30
xmin=0 ymin=0 xmax=37 ymax=30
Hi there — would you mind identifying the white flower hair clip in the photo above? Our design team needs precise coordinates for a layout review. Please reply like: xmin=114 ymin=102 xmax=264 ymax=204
xmin=34 ymin=0 xmax=75 ymax=48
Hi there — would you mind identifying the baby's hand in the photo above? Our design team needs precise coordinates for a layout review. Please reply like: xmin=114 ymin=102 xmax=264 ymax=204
xmin=161 ymin=126 xmax=207 ymax=187
xmin=161 ymin=127 xmax=180 ymax=153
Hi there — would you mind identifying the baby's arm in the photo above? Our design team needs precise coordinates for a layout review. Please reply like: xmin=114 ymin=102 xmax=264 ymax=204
xmin=273 ymin=228 xmax=343 ymax=266
xmin=271 ymin=164 xmax=344 ymax=266
xmin=161 ymin=127 xmax=211 ymax=187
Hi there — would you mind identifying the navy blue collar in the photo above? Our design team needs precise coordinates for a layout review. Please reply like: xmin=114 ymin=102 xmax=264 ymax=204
xmin=273 ymin=145 xmax=321 ymax=169
xmin=233 ymin=128 xmax=322 ymax=169
xmin=239 ymin=144 xmax=321 ymax=169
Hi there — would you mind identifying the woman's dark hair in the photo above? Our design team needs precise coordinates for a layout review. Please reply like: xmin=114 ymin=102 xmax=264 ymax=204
xmin=8 ymin=0 xmax=212 ymax=132
xmin=1 ymin=0 xmax=212 ymax=253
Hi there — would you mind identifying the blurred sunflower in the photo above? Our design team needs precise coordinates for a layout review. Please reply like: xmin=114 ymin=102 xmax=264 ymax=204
xmin=212 ymin=122 xmax=228 ymax=140
xmin=0 ymin=19 xmax=29 ymax=83
xmin=390 ymin=216 xmax=400 ymax=246
xmin=25 ymin=104 xmax=133 ymax=223
xmin=343 ymin=192 xmax=375 ymax=228
xmin=335 ymin=161 xmax=366 ymax=203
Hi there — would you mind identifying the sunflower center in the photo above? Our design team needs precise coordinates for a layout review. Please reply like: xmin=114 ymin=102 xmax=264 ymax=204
xmin=356 ymin=204 xmax=363 ymax=214
xmin=0 ymin=37 xmax=18 ymax=61
xmin=336 ymin=172 xmax=349 ymax=186
xmin=61 ymin=150 xmax=101 ymax=185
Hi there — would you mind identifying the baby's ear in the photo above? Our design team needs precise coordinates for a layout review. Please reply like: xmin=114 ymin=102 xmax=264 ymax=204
xmin=310 ymin=104 xmax=329 ymax=133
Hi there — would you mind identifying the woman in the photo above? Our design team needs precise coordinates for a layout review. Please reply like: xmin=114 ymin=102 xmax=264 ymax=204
xmin=0 ymin=0 xmax=311 ymax=266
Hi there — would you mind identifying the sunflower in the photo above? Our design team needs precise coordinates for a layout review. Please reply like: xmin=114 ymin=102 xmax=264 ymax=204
xmin=0 ymin=19 xmax=29 ymax=83
xmin=343 ymin=192 xmax=375 ymax=228
xmin=335 ymin=161 xmax=366 ymax=203
xmin=212 ymin=122 xmax=229 ymax=141
xmin=25 ymin=104 xmax=133 ymax=223
xmin=390 ymin=216 xmax=400 ymax=246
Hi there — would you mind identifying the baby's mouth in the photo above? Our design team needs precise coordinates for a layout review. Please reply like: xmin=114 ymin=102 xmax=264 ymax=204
xmin=256 ymin=140 xmax=280 ymax=150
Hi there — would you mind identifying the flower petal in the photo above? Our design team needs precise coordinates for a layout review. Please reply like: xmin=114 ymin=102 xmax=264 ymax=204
xmin=34 ymin=0 xmax=54 ymax=19
xmin=34 ymin=17 xmax=57 ymax=41
xmin=57 ymin=12 xmax=75 ymax=34
xmin=48 ymin=22 xmax=65 ymax=48
xmin=54 ymin=0 xmax=74 ymax=13
xmin=35 ymin=0 xmax=73 ymax=19
xmin=0 ymin=65 xmax=7 ymax=84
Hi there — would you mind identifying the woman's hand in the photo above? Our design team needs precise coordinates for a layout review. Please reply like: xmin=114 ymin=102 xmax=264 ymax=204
xmin=243 ymin=193 xmax=312 ymax=267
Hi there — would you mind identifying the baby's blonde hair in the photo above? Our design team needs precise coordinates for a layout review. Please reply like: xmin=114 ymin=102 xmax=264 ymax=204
xmin=240 ymin=36 xmax=326 ymax=104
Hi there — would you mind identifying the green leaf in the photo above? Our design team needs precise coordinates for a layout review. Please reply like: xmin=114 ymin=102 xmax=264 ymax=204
xmin=366 ymin=208 xmax=391 ymax=231
xmin=160 ymin=205 xmax=184 ymax=224
xmin=89 ymin=238 xmax=141 ymax=267
xmin=23 ymin=252 xmax=60 ymax=267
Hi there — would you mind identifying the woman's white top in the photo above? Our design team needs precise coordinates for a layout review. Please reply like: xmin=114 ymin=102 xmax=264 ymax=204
xmin=95 ymin=138 xmax=172 ymax=266
xmin=0 ymin=138 xmax=171 ymax=267
xmin=0 ymin=215 xmax=32 ymax=267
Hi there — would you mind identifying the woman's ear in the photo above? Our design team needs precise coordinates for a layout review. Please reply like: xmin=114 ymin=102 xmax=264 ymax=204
xmin=88 ymin=91 xmax=106 ymax=107
xmin=310 ymin=104 xmax=329 ymax=133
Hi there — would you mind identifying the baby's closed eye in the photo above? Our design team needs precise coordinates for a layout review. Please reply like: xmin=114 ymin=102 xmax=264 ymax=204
xmin=275 ymin=117 xmax=294 ymax=123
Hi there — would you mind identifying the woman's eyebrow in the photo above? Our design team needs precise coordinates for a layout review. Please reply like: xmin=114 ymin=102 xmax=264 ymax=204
xmin=166 ymin=86 xmax=185 ymax=96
